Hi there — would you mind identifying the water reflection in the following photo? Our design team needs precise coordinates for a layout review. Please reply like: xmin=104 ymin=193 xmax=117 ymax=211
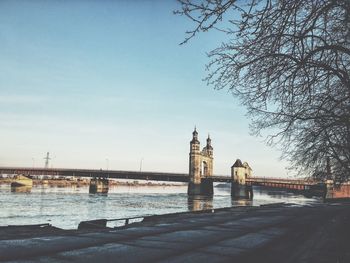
xmin=88 ymin=193 xmax=108 ymax=197
xmin=254 ymin=186 xmax=307 ymax=199
xmin=87 ymin=193 xmax=108 ymax=219
xmin=187 ymin=195 xmax=213 ymax=211
xmin=11 ymin=186 xmax=32 ymax=193
xmin=231 ymin=187 xmax=253 ymax=201
xmin=231 ymin=198 xmax=252 ymax=206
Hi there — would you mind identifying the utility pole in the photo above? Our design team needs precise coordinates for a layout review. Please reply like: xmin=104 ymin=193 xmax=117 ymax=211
xmin=44 ymin=152 xmax=51 ymax=169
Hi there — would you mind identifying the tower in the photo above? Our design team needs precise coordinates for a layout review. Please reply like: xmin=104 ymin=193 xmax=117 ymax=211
xmin=188 ymin=128 xmax=214 ymax=196
xmin=201 ymin=134 xmax=213 ymax=177
xmin=189 ymin=127 xmax=201 ymax=184
xmin=231 ymin=159 xmax=253 ymax=199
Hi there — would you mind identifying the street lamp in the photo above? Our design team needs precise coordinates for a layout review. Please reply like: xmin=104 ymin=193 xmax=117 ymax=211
xmin=140 ymin=158 xmax=144 ymax=172
xmin=106 ymin=158 xmax=109 ymax=171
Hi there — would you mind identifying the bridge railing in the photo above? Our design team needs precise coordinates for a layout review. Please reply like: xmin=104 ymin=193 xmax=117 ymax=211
xmin=247 ymin=177 xmax=320 ymax=185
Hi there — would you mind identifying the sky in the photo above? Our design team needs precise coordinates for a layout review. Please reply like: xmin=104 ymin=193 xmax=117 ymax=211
xmin=0 ymin=1 xmax=292 ymax=178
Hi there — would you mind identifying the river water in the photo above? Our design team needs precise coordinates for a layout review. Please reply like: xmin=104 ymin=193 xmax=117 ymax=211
xmin=0 ymin=183 xmax=321 ymax=229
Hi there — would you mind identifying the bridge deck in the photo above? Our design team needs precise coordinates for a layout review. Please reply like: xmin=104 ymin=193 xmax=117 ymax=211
xmin=247 ymin=177 xmax=318 ymax=186
xmin=1 ymin=167 xmax=233 ymax=183
xmin=0 ymin=167 xmax=318 ymax=185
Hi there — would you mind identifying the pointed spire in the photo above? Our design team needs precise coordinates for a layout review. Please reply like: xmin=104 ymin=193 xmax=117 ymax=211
xmin=207 ymin=134 xmax=211 ymax=144
xmin=191 ymin=126 xmax=199 ymax=144
xmin=206 ymin=133 xmax=213 ymax=150
xmin=192 ymin=126 xmax=198 ymax=136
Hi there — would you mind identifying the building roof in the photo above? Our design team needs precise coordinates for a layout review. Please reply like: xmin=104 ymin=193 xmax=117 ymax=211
xmin=232 ymin=159 xmax=244 ymax=168
xmin=243 ymin=162 xmax=252 ymax=170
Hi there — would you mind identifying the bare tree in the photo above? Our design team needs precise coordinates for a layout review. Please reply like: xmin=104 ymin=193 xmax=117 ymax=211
xmin=176 ymin=0 xmax=350 ymax=182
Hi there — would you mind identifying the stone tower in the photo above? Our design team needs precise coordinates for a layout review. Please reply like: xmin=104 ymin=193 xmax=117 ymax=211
xmin=231 ymin=159 xmax=253 ymax=199
xmin=189 ymin=127 xmax=201 ymax=185
xmin=188 ymin=128 xmax=214 ymax=196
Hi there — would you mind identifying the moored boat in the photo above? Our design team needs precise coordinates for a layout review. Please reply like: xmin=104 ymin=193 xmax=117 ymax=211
xmin=11 ymin=175 xmax=33 ymax=187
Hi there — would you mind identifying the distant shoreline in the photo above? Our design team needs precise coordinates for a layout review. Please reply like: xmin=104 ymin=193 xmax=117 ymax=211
xmin=0 ymin=178 xmax=185 ymax=187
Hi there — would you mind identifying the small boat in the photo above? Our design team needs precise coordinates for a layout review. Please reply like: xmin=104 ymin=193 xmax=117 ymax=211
xmin=11 ymin=175 xmax=33 ymax=187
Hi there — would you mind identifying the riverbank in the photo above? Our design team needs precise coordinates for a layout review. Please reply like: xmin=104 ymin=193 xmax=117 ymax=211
xmin=0 ymin=202 xmax=349 ymax=262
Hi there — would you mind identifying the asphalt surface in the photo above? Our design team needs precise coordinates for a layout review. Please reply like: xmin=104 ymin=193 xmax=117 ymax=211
xmin=1 ymin=203 xmax=350 ymax=262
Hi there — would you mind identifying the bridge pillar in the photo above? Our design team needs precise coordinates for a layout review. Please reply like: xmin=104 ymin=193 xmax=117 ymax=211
xmin=188 ymin=178 xmax=213 ymax=196
xmin=324 ymin=180 xmax=350 ymax=200
xmin=231 ymin=159 xmax=253 ymax=199
xmin=188 ymin=128 xmax=213 ymax=196
xmin=89 ymin=177 xmax=109 ymax=194
xmin=325 ymin=180 xmax=338 ymax=200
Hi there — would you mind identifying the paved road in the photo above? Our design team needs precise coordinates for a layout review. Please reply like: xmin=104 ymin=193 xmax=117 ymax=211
xmin=1 ymin=203 xmax=350 ymax=262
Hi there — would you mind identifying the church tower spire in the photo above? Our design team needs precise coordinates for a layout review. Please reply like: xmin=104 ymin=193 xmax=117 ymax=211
xmin=190 ymin=126 xmax=200 ymax=148
xmin=206 ymin=134 xmax=211 ymax=146
xmin=205 ymin=134 xmax=213 ymax=156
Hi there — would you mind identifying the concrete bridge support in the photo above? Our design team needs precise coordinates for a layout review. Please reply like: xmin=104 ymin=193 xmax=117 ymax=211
xmin=188 ymin=178 xmax=213 ymax=196
xmin=324 ymin=180 xmax=350 ymax=200
xmin=324 ymin=180 xmax=335 ymax=200
xmin=89 ymin=177 xmax=109 ymax=194
xmin=231 ymin=159 xmax=253 ymax=200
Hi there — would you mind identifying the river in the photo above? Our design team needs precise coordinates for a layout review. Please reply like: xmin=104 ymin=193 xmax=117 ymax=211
xmin=0 ymin=183 xmax=322 ymax=229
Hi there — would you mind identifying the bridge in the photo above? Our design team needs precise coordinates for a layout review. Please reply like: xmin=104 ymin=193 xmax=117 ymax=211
xmin=0 ymin=166 xmax=232 ymax=183
xmin=0 ymin=166 xmax=318 ymax=185
xmin=0 ymin=166 xmax=324 ymax=193
xmin=246 ymin=177 xmax=322 ymax=190
xmin=3 ymin=129 xmax=346 ymax=199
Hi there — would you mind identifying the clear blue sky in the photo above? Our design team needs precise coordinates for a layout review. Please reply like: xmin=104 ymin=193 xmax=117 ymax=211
xmin=0 ymin=1 xmax=290 ymax=177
